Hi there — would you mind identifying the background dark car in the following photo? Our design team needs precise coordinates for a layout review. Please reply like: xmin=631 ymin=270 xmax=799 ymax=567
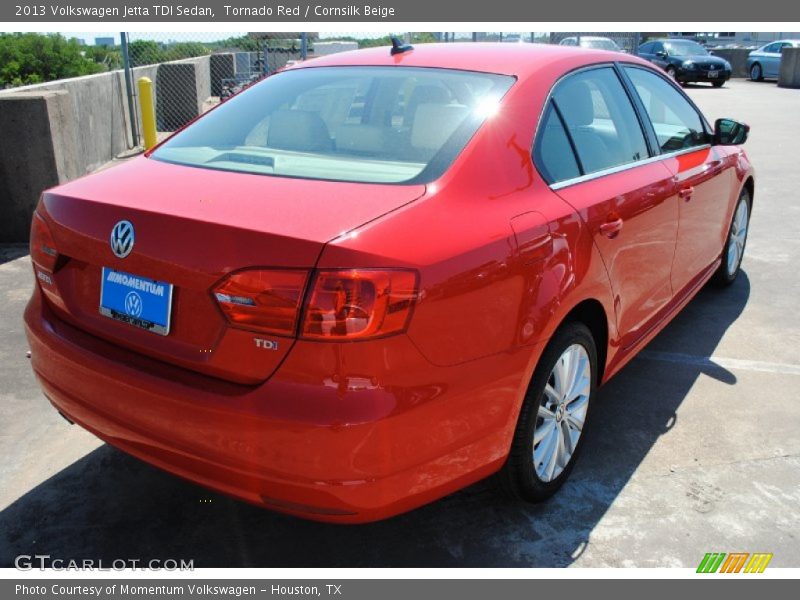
xmin=638 ymin=39 xmax=732 ymax=87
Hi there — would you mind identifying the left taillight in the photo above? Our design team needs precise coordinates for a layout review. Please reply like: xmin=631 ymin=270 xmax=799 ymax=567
xmin=30 ymin=211 xmax=59 ymax=271
xmin=213 ymin=269 xmax=309 ymax=337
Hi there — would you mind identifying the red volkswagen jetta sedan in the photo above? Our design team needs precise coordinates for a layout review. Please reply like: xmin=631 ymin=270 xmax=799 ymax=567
xmin=25 ymin=43 xmax=753 ymax=522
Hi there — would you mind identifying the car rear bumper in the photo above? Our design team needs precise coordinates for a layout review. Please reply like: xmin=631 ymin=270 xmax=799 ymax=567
xmin=24 ymin=288 xmax=539 ymax=522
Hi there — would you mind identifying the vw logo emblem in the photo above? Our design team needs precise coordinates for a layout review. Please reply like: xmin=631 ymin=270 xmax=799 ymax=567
xmin=110 ymin=220 xmax=134 ymax=258
xmin=124 ymin=291 xmax=143 ymax=318
xmin=709 ymin=65 xmax=716 ymax=70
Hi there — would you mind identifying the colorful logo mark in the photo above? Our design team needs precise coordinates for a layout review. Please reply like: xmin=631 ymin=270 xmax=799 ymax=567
xmin=697 ymin=552 xmax=773 ymax=573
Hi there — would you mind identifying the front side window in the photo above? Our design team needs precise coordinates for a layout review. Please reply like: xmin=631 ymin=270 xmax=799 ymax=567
xmin=624 ymin=67 xmax=708 ymax=152
xmin=152 ymin=66 xmax=514 ymax=184
xmin=551 ymin=67 xmax=649 ymax=175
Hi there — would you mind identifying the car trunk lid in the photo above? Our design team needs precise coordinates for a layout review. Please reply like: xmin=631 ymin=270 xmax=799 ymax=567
xmin=36 ymin=157 xmax=425 ymax=384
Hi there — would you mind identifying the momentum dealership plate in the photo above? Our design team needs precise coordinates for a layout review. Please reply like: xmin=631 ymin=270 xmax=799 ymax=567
xmin=99 ymin=268 xmax=173 ymax=335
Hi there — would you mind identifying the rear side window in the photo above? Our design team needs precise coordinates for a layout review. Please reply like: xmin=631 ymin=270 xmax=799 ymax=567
xmin=624 ymin=67 xmax=707 ymax=152
xmin=533 ymin=103 xmax=581 ymax=184
xmin=551 ymin=67 xmax=649 ymax=175
xmin=152 ymin=66 xmax=514 ymax=184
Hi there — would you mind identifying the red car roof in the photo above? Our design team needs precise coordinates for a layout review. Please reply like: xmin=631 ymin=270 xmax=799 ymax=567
xmin=293 ymin=42 xmax=651 ymax=79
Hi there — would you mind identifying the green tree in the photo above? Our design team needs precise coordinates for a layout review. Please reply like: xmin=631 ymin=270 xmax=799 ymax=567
xmin=127 ymin=39 xmax=164 ymax=66
xmin=163 ymin=42 xmax=210 ymax=61
xmin=83 ymin=45 xmax=122 ymax=71
xmin=0 ymin=33 xmax=104 ymax=88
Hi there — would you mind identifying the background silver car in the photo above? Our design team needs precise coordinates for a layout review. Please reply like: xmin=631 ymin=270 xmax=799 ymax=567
xmin=747 ymin=39 xmax=800 ymax=81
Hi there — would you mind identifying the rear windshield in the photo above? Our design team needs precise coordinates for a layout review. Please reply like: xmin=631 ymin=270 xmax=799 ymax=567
xmin=151 ymin=66 xmax=515 ymax=184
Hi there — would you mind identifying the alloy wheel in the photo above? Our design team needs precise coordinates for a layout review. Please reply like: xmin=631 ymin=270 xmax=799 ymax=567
xmin=727 ymin=199 xmax=749 ymax=276
xmin=533 ymin=343 xmax=591 ymax=482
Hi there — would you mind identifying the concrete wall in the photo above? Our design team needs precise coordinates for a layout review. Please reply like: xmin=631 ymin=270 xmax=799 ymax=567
xmin=0 ymin=70 xmax=133 ymax=176
xmin=0 ymin=91 xmax=82 ymax=242
xmin=210 ymin=53 xmax=235 ymax=96
xmin=155 ymin=56 xmax=211 ymax=131
xmin=709 ymin=48 xmax=751 ymax=78
xmin=779 ymin=47 xmax=800 ymax=88
xmin=312 ymin=41 xmax=359 ymax=56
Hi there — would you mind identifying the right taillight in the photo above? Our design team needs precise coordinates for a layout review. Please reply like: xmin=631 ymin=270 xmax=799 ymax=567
xmin=30 ymin=211 xmax=59 ymax=271
xmin=300 ymin=269 xmax=418 ymax=341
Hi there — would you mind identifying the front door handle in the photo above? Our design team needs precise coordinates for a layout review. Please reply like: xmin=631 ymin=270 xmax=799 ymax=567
xmin=678 ymin=186 xmax=695 ymax=201
xmin=599 ymin=218 xmax=624 ymax=239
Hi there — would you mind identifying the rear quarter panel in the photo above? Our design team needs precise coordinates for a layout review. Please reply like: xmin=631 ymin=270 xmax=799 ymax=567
xmin=317 ymin=60 xmax=618 ymax=382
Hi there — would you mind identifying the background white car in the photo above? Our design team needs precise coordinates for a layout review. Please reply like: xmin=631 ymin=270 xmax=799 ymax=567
xmin=559 ymin=36 xmax=622 ymax=52
xmin=747 ymin=39 xmax=800 ymax=81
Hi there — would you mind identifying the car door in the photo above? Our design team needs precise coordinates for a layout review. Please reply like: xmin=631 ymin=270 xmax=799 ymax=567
xmin=649 ymin=42 xmax=669 ymax=69
xmin=637 ymin=42 xmax=654 ymax=65
xmin=623 ymin=66 xmax=737 ymax=296
xmin=762 ymin=42 xmax=783 ymax=77
xmin=537 ymin=66 xmax=679 ymax=349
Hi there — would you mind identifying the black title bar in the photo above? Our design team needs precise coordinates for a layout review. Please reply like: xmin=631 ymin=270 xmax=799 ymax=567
xmin=3 ymin=0 xmax=800 ymax=22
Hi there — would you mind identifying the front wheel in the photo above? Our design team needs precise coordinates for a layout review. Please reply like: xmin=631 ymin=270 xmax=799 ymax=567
xmin=714 ymin=189 xmax=751 ymax=286
xmin=665 ymin=65 xmax=677 ymax=80
xmin=712 ymin=80 xmax=725 ymax=88
xmin=750 ymin=63 xmax=763 ymax=81
xmin=501 ymin=322 xmax=597 ymax=502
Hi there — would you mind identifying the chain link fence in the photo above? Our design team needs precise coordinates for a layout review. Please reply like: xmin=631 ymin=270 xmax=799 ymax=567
xmin=122 ymin=32 xmax=317 ymax=140
xmin=119 ymin=31 xmax=646 ymax=147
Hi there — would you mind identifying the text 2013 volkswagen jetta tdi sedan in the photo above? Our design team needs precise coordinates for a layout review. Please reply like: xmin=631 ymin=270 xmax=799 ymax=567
xmin=25 ymin=43 xmax=753 ymax=522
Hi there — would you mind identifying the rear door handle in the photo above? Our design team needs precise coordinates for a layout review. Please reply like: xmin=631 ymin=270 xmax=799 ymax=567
xmin=678 ymin=186 xmax=695 ymax=201
xmin=599 ymin=218 xmax=624 ymax=239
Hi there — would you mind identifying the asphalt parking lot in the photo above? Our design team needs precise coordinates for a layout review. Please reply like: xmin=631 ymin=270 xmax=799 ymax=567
xmin=1 ymin=79 xmax=799 ymax=568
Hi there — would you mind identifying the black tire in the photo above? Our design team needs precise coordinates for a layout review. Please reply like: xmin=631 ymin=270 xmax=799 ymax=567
xmin=712 ymin=80 xmax=725 ymax=88
xmin=749 ymin=62 xmax=763 ymax=81
xmin=713 ymin=188 xmax=752 ymax=286
xmin=500 ymin=322 xmax=598 ymax=502
xmin=665 ymin=65 xmax=677 ymax=80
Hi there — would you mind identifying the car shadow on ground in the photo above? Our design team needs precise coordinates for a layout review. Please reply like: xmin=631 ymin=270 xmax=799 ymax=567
xmin=0 ymin=245 xmax=29 ymax=266
xmin=680 ymin=83 xmax=729 ymax=90
xmin=0 ymin=273 xmax=750 ymax=568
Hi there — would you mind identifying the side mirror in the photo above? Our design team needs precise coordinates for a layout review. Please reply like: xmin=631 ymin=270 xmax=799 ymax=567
xmin=655 ymin=50 xmax=667 ymax=58
xmin=714 ymin=118 xmax=750 ymax=145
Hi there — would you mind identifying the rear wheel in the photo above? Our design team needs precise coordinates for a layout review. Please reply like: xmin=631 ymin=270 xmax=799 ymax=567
xmin=750 ymin=63 xmax=763 ymax=81
xmin=501 ymin=322 xmax=597 ymax=502
xmin=714 ymin=188 xmax=751 ymax=286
